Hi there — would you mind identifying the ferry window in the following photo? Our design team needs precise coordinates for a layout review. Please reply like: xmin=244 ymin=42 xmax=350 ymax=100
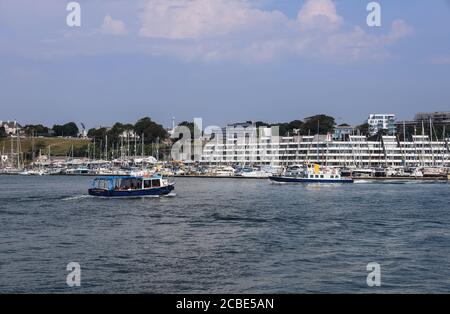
xmin=96 ymin=180 xmax=108 ymax=189
xmin=121 ymin=179 xmax=129 ymax=189
xmin=151 ymin=179 xmax=161 ymax=187
xmin=130 ymin=179 xmax=138 ymax=189
xmin=330 ymin=175 xmax=334 ymax=178
xmin=315 ymin=175 xmax=319 ymax=178
xmin=320 ymin=175 xmax=324 ymax=178
xmin=144 ymin=180 xmax=151 ymax=188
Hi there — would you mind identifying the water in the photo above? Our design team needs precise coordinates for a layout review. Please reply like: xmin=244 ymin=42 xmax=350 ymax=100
xmin=0 ymin=175 xmax=449 ymax=293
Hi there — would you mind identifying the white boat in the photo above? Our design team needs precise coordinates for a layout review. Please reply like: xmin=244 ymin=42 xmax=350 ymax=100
xmin=421 ymin=167 xmax=446 ymax=177
xmin=237 ymin=166 xmax=270 ymax=178
xmin=351 ymin=168 xmax=375 ymax=178
xmin=269 ymin=164 xmax=354 ymax=183
xmin=65 ymin=167 xmax=90 ymax=175
xmin=240 ymin=170 xmax=270 ymax=178
xmin=212 ymin=166 xmax=235 ymax=177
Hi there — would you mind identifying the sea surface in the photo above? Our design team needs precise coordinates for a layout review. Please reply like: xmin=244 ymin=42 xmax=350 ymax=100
xmin=0 ymin=175 xmax=449 ymax=293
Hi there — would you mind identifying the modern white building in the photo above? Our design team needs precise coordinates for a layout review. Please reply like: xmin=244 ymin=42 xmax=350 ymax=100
xmin=200 ymin=124 xmax=450 ymax=168
xmin=367 ymin=114 xmax=396 ymax=136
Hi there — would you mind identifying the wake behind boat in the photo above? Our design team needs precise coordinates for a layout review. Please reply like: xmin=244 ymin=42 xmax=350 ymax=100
xmin=269 ymin=164 xmax=354 ymax=184
xmin=88 ymin=174 xmax=175 ymax=197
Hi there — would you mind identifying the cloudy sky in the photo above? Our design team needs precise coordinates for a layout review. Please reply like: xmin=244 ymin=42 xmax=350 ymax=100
xmin=0 ymin=0 xmax=449 ymax=128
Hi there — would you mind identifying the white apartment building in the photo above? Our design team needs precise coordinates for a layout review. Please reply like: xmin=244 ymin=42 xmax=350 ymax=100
xmin=200 ymin=125 xmax=450 ymax=168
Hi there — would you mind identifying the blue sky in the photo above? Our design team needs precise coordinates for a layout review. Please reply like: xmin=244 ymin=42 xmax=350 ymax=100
xmin=0 ymin=0 xmax=449 ymax=129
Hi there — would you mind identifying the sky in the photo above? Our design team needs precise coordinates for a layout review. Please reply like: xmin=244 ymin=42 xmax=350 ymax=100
xmin=0 ymin=0 xmax=449 ymax=129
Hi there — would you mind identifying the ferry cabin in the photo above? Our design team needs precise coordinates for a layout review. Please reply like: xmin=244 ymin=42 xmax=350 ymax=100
xmin=93 ymin=176 xmax=163 ymax=190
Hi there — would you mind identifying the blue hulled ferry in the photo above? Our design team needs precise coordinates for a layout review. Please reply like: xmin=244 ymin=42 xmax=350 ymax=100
xmin=269 ymin=164 xmax=354 ymax=184
xmin=88 ymin=174 xmax=175 ymax=197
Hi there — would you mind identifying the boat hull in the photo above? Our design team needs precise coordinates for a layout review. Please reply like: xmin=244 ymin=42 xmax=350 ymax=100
xmin=88 ymin=184 xmax=174 ymax=197
xmin=269 ymin=176 xmax=354 ymax=183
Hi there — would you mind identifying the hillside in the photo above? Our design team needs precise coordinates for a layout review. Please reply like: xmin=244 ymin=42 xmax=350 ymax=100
xmin=0 ymin=137 xmax=90 ymax=158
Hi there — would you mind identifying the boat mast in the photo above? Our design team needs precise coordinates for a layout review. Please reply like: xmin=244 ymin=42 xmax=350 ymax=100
xmin=134 ymin=133 xmax=137 ymax=158
xmin=127 ymin=132 xmax=130 ymax=159
xmin=430 ymin=117 xmax=435 ymax=166
xmin=403 ymin=121 xmax=406 ymax=142
xmin=316 ymin=119 xmax=320 ymax=164
xmin=141 ymin=132 xmax=144 ymax=158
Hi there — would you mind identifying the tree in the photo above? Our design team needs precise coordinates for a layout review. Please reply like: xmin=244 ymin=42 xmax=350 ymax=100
xmin=252 ymin=120 xmax=304 ymax=136
xmin=301 ymin=114 xmax=335 ymax=135
xmin=254 ymin=121 xmax=270 ymax=128
xmin=23 ymin=124 xmax=50 ymax=136
xmin=107 ymin=122 xmax=134 ymax=144
xmin=63 ymin=122 xmax=79 ymax=137
xmin=0 ymin=126 xmax=6 ymax=138
xmin=355 ymin=123 xmax=369 ymax=136
xmin=87 ymin=127 xmax=108 ymax=141
xmin=286 ymin=120 xmax=304 ymax=135
xmin=134 ymin=117 xmax=167 ymax=143
xmin=52 ymin=122 xmax=79 ymax=137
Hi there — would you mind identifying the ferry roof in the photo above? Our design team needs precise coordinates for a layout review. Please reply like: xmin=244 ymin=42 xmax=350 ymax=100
xmin=94 ymin=175 xmax=162 ymax=180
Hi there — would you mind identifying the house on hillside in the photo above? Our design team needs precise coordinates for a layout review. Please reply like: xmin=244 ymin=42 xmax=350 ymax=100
xmin=0 ymin=120 xmax=22 ymax=135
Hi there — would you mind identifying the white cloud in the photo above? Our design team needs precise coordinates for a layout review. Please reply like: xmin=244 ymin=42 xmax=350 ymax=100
xmin=137 ymin=0 xmax=412 ymax=63
xmin=100 ymin=14 xmax=127 ymax=36
xmin=387 ymin=19 xmax=413 ymax=41
xmin=297 ymin=0 xmax=343 ymax=30
xmin=428 ymin=55 xmax=450 ymax=65
xmin=138 ymin=0 xmax=288 ymax=39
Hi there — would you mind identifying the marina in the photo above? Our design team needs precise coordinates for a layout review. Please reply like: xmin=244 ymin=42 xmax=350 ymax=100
xmin=1 ymin=133 xmax=449 ymax=181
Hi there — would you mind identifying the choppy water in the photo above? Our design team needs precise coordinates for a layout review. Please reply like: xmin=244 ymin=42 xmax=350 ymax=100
xmin=0 ymin=175 xmax=449 ymax=293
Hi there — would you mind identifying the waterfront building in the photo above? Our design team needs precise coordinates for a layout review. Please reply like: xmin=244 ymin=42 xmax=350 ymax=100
xmin=396 ymin=112 xmax=450 ymax=135
xmin=367 ymin=114 xmax=396 ymax=136
xmin=414 ymin=111 xmax=450 ymax=123
xmin=200 ymin=124 xmax=450 ymax=167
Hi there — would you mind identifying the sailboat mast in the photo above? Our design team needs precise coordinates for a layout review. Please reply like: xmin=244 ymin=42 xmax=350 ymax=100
xmin=316 ymin=119 xmax=320 ymax=163
xmin=403 ymin=121 xmax=406 ymax=142
xmin=134 ymin=134 xmax=137 ymax=158
xmin=141 ymin=133 xmax=144 ymax=158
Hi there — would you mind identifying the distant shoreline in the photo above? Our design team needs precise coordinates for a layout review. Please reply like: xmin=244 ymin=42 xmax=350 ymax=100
xmin=0 ymin=173 xmax=448 ymax=181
